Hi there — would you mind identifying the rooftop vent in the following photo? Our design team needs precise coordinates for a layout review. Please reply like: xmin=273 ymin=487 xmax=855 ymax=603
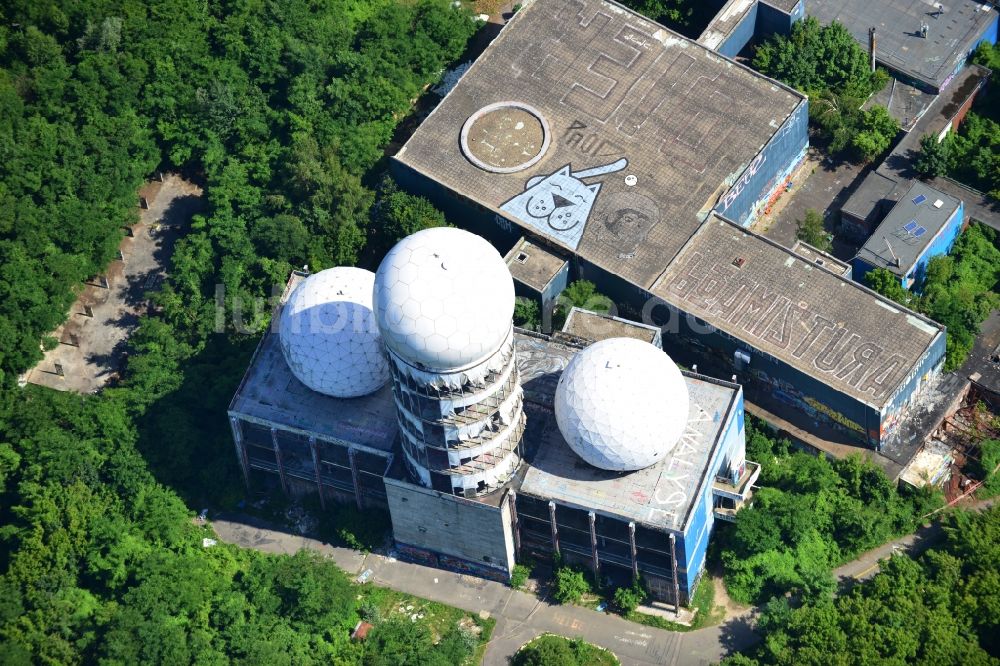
xmin=515 ymin=251 xmax=529 ymax=263
xmin=732 ymin=257 xmax=746 ymax=268
xmin=933 ymin=199 xmax=944 ymax=209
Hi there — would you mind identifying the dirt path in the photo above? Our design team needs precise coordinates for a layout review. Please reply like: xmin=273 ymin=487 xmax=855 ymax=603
xmin=23 ymin=174 xmax=202 ymax=393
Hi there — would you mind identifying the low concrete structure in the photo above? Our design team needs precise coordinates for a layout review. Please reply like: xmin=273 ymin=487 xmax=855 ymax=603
xmin=852 ymin=181 xmax=964 ymax=290
xmin=791 ymin=240 xmax=852 ymax=278
xmin=505 ymin=237 xmax=569 ymax=333
xmin=561 ymin=307 xmax=662 ymax=348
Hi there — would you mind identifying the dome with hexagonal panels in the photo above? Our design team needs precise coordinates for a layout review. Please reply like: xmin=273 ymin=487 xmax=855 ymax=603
xmin=373 ymin=227 xmax=515 ymax=371
xmin=554 ymin=337 xmax=689 ymax=472
xmin=278 ymin=267 xmax=389 ymax=398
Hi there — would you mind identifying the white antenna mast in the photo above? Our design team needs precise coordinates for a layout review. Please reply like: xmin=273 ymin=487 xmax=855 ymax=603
xmin=884 ymin=238 xmax=899 ymax=267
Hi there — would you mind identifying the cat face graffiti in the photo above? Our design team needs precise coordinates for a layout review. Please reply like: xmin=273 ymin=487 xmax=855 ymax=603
xmin=522 ymin=167 xmax=602 ymax=231
xmin=499 ymin=158 xmax=628 ymax=250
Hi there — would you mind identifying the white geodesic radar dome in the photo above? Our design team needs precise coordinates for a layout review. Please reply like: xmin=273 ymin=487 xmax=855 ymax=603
xmin=554 ymin=337 xmax=689 ymax=472
xmin=373 ymin=227 xmax=514 ymax=371
xmin=278 ymin=267 xmax=389 ymax=398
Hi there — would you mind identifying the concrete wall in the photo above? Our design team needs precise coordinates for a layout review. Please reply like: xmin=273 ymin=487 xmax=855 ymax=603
xmin=385 ymin=475 xmax=515 ymax=582
xmin=758 ymin=0 xmax=803 ymax=36
xmin=717 ymin=3 xmax=758 ymax=58
xmin=714 ymin=99 xmax=809 ymax=227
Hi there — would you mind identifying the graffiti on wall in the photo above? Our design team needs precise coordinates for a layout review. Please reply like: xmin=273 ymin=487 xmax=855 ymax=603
xmin=641 ymin=402 xmax=712 ymax=528
xmin=750 ymin=370 xmax=865 ymax=439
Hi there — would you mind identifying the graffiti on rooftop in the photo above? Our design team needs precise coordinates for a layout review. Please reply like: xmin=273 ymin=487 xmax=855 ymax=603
xmin=664 ymin=251 xmax=909 ymax=401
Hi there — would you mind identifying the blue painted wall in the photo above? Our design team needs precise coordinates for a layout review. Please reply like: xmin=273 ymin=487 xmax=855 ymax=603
xmin=879 ymin=328 xmax=946 ymax=444
xmin=757 ymin=0 xmax=802 ymax=38
xmin=852 ymin=202 xmax=964 ymax=291
xmin=717 ymin=3 xmax=758 ymax=58
xmin=713 ymin=100 xmax=809 ymax=227
xmin=679 ymin=391 xmax=745 ymax=593
xmin=713 ymin=0 xmax=803 ymax=58
xmin=976 ymin=12 xmax=998 ymax=48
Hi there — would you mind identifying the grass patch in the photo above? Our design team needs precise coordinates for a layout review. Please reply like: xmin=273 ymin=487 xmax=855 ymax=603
xmin=625 ymin=578 xmax=723 ymax=632
xmin=471 ymin=615 xmax=496 ymax=665
xmin=359 ymin=586 xmax=466 ymax=639
xmin=513 ymin=634 xmax=619 ymax=665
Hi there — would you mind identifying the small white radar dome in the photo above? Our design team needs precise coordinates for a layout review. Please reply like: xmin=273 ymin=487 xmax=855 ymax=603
xmin=278 ymin=267 xmax=389 ymax=398
xmin=373 ymin=227 xmax=515 ymax=371
xmin=555 ymin=337 xmax=690 ymax=472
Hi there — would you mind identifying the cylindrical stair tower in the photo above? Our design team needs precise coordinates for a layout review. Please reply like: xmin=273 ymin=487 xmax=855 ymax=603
xmin=374 ymin=227 xmax=525 ymax=497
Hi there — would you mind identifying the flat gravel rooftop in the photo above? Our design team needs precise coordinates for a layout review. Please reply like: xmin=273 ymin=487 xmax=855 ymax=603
xmin=520 ymin=368 xmax=738 ymax=532
xmin=855 ymin=181 xmax=962 ymax=277
xmin=397 ymin=0 xmax=802 ymax=289
xmin=652 ymin=216 xmax=944 ymax=408
xmin=808 ymin=0 xmax=998 ymax=90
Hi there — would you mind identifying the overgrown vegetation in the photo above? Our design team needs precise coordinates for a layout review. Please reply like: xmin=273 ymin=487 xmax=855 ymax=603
xmin=612 ymin=579 xmax=647 ymax=615
xmin=865 ymin=223 xmax=1000 ymax=370
xmin=614 ymin=0 xmax=717 ymax=38
xmin=753 ymin=17 xmax=896 ymax=162
xmin=0 ymin=0 xmax=479 ymax=661
xmin=553 ymin=280 xmax=615 ymax=330
xmin=721 ymin=507 xmax=1000 ymax=665
xmin=971 ymin=439 xmax=1000 ymax=499
xmin=552 ymin=563 xmax=593 ymax=605
xmin=513 ymin=297 xmax=541 ymax=331
xmin=795 ymin=209 xmax=832 ymax=252
xmin=624 ymin=576 xmax=723 ymax=632
xmin=510 ymin=563 xmax=532 ymax=590
xmin=512 ymin=634 xmax=619 ymax=666
xmin=915 ymin=43 xmax=1000 ymax=199
xmin=718 ymin=417 xmax=942 ymax=605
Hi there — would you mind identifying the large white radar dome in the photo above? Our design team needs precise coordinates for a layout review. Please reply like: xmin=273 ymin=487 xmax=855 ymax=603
xmin=278 ymin=267 xmax=389 ymax=398
xmin=373 ymin=227 xmax=514 ymax=370
xmin=555 ymin=338 xmax=689 ymax=471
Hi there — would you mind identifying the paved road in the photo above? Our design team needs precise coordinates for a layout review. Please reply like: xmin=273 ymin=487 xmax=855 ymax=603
xmin=211 ymin=514 xmax=756 ymax=665
xmin=761 ymin=149 xmax=868 ymax=258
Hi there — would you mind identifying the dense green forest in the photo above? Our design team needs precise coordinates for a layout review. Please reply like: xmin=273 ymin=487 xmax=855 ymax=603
xmin=0 ymin=0 xmax=481 ymax=661
xmin=865 ymin=223 xmax=1000 ymax=370
xmin=717 ymin=418 xmax=940 ymax=605
xmin=722 ymin=506 xmax=1000 ymax=665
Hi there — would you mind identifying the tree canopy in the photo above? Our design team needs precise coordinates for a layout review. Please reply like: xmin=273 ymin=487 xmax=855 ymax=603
xmin=753 ymin=17 xmax=895 ymax=162
xmin=865 ymin=224 xmax=1000 ymax=370
xmin=0 ymin=0 xmax=480 ymax=662
xmin=719 ymin=417 xmax=940 ymax=605
xmin=722 ymin=507 xmax=1000 ymax=665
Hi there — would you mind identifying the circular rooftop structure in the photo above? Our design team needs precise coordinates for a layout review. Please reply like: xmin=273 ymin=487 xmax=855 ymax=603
xmin=278 ymin=267 xmax=389 ymax=398
xmin=460 ymin=101 xmax=550 ymax=173
xmin=374 ymin=227 xmax=515 ymax=371
xmin=554 ymin=337 xmax=689 ymax=472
